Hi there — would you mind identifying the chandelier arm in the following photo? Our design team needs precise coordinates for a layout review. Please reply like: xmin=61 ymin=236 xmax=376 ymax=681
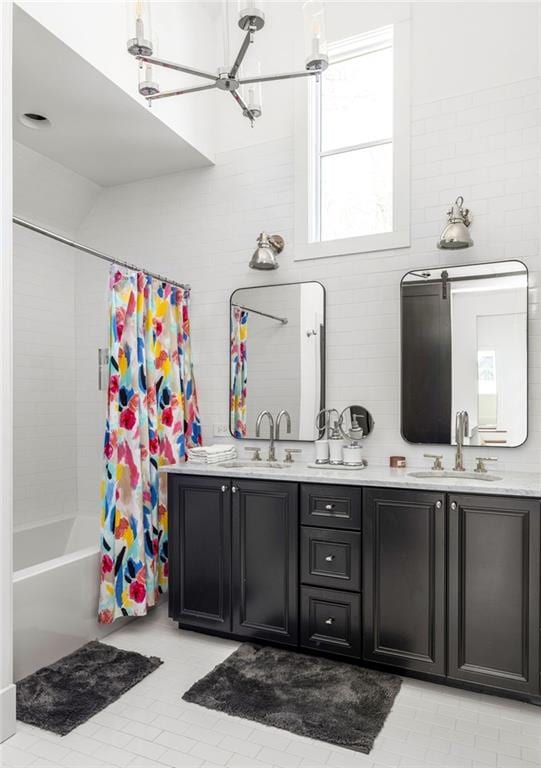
xmin=230 ymin=90 xmax=255 ymax=120
xmin=238 ymin=69 xmax=319 ymax=85
xmin=146 ymin=83 xmax=218 ymax=101
xmin=136 ymin=55 xmax=217 ymax=82
xmin=229 ymin=29 xmax=253 ymax=79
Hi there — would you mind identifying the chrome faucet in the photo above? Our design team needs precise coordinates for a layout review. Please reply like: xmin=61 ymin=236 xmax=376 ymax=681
xmin=276 ymin=409 xmax=292 ymax=440
xmin=255 ymin=410 xmax=276 ymax=461
xmin=454 ymin=410 xmax=469 ymax=472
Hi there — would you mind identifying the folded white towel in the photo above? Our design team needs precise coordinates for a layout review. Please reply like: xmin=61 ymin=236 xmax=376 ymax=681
xmin=188 ymin=444 xmax=236 ymax=456
xmin=189 ymin=454 xmax=236 ymax=464
xmin=187 ymin=444 xmax=237 ymax=464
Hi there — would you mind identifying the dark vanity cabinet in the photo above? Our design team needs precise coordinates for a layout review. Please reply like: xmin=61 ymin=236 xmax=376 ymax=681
xmin=168 ymin=475 xmax=231 ymax=632
xmin=168 ymin=473 xmax=541 ymax=702
xmin=168 ymin=475 xmax=298 ymax=646
xmin=363 ymin=488 xmax=446 ymax=676
xmin=448 ymin=494 xmax=540 ymax=695
xmin=232 ymin=480 xmax=298 ymax=645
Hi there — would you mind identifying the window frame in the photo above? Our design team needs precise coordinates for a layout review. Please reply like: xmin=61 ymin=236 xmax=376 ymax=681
xmin=294 ymin=19 xmax=411 ymax=262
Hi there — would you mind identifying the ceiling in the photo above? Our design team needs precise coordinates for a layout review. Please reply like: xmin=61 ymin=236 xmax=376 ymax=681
xmin=12 ymin=6 xmax=213 ymax=187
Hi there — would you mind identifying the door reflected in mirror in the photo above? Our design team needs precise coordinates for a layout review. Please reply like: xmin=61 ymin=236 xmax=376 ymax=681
xmin=230 ymin=282 xmax=325 ymax=441
xmin=401 ymin=260 xmax=528 ymax=447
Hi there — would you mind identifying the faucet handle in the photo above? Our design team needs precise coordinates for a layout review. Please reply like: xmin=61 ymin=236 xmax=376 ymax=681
xmin=244 ymin=447 xmax=262 ymax=461
xmin=474 ymin=456 xmax=498 ymax=474
xmin=424 ymin=453 xmax=444 ymax=471
xmin=284 ymin=448 xmax=302 ymax=464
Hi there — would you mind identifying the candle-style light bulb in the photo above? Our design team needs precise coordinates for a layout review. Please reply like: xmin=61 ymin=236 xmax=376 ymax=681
xmin=138 ymin=30 xmax=159 ymax=96
xmin=127 ymin=0 xmax=153 ymax=57
xmin=303 ymin=0 xmax=328 ymax=71
xmin=240 ymin=61 xmax=262 ymax=123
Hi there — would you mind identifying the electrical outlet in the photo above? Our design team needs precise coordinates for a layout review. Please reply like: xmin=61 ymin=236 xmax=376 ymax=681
xmin=213 ymin=423 xmax=231 ymax=437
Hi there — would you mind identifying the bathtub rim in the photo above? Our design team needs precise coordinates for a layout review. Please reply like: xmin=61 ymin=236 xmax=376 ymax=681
xmin=13 ymin=544 xmax=99 ymax=582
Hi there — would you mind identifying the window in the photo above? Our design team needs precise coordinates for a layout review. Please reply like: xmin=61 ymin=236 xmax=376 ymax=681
xmin=295 ymin=21 xmax=410 ymax=261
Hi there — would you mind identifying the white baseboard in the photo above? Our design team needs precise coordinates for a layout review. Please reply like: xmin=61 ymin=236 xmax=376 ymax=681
xmin=0 ymin=683 xmax=16 ymax=742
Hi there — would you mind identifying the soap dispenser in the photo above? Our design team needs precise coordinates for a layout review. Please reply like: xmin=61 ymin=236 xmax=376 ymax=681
xmin=314 ymin=408 xmax=330 ymax=464
xmin=328 ymin=418 xmax=344 ymax=465
xmin=341 ymin=413 xmax=364 ymax=466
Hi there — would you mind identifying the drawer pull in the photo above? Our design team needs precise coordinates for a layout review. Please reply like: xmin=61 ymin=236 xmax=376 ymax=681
xmin=325 ymin=617 xmax=335 ymax=625
xmin=324 ymin=554 xmax=335 ymax=562
xmin=325 ymin=504 xmax=335 ymax=511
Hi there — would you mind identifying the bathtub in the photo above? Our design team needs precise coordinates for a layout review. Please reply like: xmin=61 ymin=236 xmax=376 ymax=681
xmin=13 ymin=516 xmax=123 ymax=681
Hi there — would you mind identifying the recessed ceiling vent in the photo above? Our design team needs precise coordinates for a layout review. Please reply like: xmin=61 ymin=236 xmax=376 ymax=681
xmin=19 ymin=113 xmax=51 ymax=130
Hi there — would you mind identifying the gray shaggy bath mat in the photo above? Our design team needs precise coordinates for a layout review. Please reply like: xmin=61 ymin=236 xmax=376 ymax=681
xmin=182 ymin=644 xmax=401 ymax=753
xmin=16 ymin=640 xmax=162 ymax=735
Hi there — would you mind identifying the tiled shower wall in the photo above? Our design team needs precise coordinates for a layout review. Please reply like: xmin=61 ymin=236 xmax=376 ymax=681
xmin=13 ymin=227 xmax=79 ymax=528
xmin=77 ymin=75 xmax=541 ymax=473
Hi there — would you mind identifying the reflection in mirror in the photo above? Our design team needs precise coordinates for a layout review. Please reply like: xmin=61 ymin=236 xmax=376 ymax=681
xmin=230 ymin=282 xmax=325 ymax=441
xmin=339 ymin=405 xmax=375 ymax=440
xmin=401 ymin=261 xmax=527 ymax=447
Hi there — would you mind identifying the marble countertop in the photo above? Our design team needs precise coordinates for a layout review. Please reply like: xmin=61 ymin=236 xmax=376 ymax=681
xmin=160 ymin=461 xmax=541 ymax=497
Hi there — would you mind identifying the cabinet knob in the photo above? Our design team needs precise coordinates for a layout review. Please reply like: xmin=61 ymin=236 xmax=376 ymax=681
xmin=325 ymin=504 xmax=335 ymax=511
xmin=221 ymin=485 xmax=228 ymax=493
xmin=435 ymin=500 xmax=442 ymax=509
xmin=232 ymin=486 xmax=238 ymax=494
xmin=325 ymin=554 xmax=335 ymax=562
xmin=325 ymin=617 xmax=335 ymax=625
xmin=451 ymin=501 xmax=457 ymax=511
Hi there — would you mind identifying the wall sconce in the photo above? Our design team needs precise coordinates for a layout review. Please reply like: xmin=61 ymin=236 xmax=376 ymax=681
xmin=249 ymin=232 xmax=284 ymax=270
xmin=438 ymin=196 xmax=473 ymax=249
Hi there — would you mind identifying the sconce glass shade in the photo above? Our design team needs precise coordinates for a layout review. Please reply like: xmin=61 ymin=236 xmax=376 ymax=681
xmin=240 ymin=62 xmax=263 ymax=119
xmin=238 ymin=0 xmax=265 ymax=31
xmin=438 ymin=196 xmax=473 ymax=249
xmin=249 ymin=232 xmax=284 ymax=270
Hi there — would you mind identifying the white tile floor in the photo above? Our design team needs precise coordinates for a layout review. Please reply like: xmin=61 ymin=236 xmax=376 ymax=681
xmin=2 ymin=604 xmax=540 ymax=768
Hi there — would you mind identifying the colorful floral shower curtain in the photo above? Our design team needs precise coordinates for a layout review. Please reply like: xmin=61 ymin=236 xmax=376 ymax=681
xmin=230 ymin=307 xmax=248 ymax=438
xmin=98 ymin=267 xmax=202 ymax=624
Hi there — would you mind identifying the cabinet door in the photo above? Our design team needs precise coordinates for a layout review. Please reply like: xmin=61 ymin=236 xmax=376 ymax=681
xmin=363 ymin=488 xmax=446 ymax=675
xmin=448 ymin=494 xmax=540 ymax=695
xmin=232 ymin=480 xmax=298 ymax=646
xmin=168 ymin=475 xmax=231 ymax=632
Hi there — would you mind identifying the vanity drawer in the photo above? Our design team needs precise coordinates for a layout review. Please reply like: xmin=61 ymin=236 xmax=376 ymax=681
xmin=301 ymin=586 xmax=361 ymax=658
xmin=300 ymin=484 xmax=362 ymax=530
xmin=301 ymin=527 xmax=360 ymax=592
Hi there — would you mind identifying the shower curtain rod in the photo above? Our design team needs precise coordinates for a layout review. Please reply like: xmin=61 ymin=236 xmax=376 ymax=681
xmin=13 ymin=217 xmax=191 ymax=291
xmin=232 ymin=303 xmax=288 ymax=324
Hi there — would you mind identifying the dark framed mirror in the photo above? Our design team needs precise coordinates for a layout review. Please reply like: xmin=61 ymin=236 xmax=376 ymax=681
xmin=401 ymin=260 xmax=528 ymax=447
xmin=230 ymin=281 xmax=325 ymax=441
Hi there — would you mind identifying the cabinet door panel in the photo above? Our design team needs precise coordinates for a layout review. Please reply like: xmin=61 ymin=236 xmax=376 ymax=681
xmin=363 ymin=488 xmax=445 ymax=675
xmin=232 ymin=480 xmax=298 ymax=645
xmin=168 ymin=475 xmax=231 ymax=632
xmin=448 ymin=494 xmax=540 ymax=694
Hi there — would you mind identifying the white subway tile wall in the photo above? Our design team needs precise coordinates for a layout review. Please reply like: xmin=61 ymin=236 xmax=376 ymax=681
xmin=13 ymin=227 xmax=109 ymax=529
xmin=13 ymin=228 xmax=79 ymax=528
xmin=77 ymin=77 xmax=541 ymax=474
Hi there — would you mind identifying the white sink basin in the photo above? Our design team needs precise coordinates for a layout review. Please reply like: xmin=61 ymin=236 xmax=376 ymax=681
xmin=408 ymin=470 xmax=502 ymax=482
xmin=218 ymin=460 xmax=291 ymax=470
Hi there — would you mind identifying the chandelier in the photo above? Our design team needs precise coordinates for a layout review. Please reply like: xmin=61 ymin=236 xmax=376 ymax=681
xmin=127 ymin=1 xmax=328 ymax=126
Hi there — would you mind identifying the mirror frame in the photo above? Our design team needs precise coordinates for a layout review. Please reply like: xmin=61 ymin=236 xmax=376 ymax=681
xmin=400 ymin=259 xmax=529 ymax=447
xmin=229 ymin=280 xmax=326 ymax=442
